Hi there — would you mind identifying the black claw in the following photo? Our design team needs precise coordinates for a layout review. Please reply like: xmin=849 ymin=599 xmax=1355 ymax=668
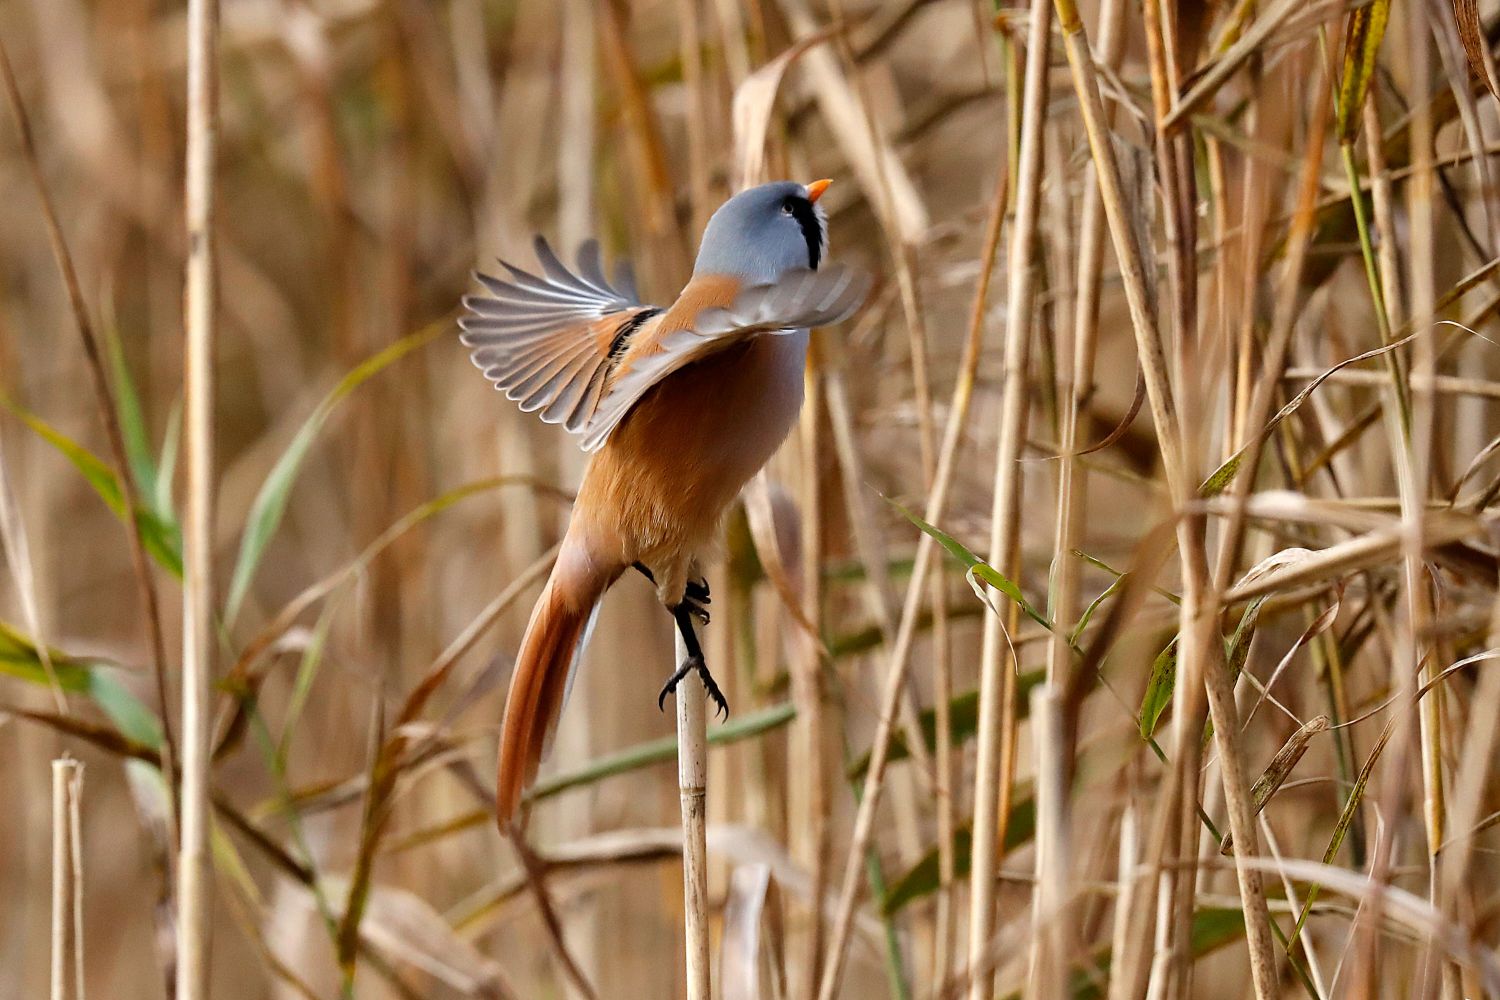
xmin=659 ymin=655 xmax=701 ymax=710
xmin=685 ymin=577 xmax=711 ymax=605
xmin=656 ymin=655 xmax=731 ymax=719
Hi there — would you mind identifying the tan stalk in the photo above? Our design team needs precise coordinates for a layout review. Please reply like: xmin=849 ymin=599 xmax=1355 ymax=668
xmin=966 ymin=3 xmax=1051 ymax=998
xmin=1050 ymin=0 xmax=1280 ymax=995
xmin=815 ymin=129 xmax=1011 ymax=1000
xmin=1026 ymin=684 xmax=1068 ymax=1000
xmin=1399 ymin=7 xmax=1451 ymax=994
xmin=677 ymin=630 xmax=713 ymax=1000
xmin=177 ymin=0 xmax=220 ymax=996
xmin=0 ymin=39 xmax=178 ymax=801
xmin=51 ymin=757 xmax=85 ymax=1000
xmin=793 ymin=350 xmax=829 ymax=995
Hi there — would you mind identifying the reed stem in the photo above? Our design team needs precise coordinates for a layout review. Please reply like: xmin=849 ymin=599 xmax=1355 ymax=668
xmin=676 ymin=631 xmax=712 ymax=1000
xmin=177 ymin=0 xmax=220 ymax=996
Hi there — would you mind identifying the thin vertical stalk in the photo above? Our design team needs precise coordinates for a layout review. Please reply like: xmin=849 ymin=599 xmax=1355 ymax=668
xmin=1027 ymin=685 xmax=1068 ymax=1000
xmin=1105 ymin=787 xmax=1140 ymax=1000
xmin=0 ymin=39 xmax=177 ymax=797
xmin=178 ymin=0 xmax=219 ymax=996
xmin=967 ymin=3 xmax=1050 ymax=997
xmin=815 ymin=151 xmax=1009 ymax=1000
xmin=1049 ymin=0 xmax=1124 ymax=777
xmin=1401 ymin=6 xmax=1450 ymax=994
xmin=677 ymin=631 xmax=712 ymax=1000
xmin=1051 ymin=1 xmax=1280 ymax=995
xmin=51 ymin=757 xmax=85 ymax=1000
xmin=676 ymin=0 xmax=713 ymax=234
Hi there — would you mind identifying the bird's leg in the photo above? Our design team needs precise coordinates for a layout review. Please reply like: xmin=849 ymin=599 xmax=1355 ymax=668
xmin=658 ymin=602 xmax=729 ymax=719
xmin=635 ymin=561 xmax=710 ymax=623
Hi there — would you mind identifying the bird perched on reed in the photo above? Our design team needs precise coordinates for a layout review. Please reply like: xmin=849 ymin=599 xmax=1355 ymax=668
xmin=460 ymin=180 xmax=870 ymax=826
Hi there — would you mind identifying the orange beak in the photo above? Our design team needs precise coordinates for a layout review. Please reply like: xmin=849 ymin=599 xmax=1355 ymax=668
xmin=805 ymin=178 xmax=832 ymax=203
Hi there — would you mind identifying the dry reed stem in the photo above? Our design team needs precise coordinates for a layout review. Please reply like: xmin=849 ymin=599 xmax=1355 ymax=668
xmin=51 ymin=757 xmax=84 ymax=1000
xmin=794 ymin=356 xmax=830 ymax=996
xmin=1397 ymin=9 xmax=1455 ymax=993
xmin=1026 ymin=684 xmax=1068 ymax=1000
xmin=0 ymin=37 xmax=178 ymax=797
xmin=967 ymin=2 xmax=1050 ymax=996
xmin=815 ymin=129 xmax=1011 ymax=1000
xmin=676 ymin=629 xmax=712 ymax=1000
xmin=819 ymin=0 xmax=939 ymax=797
xmin=1050 ymin=1 xmax=1280 ymax=994
xmin=177 ymin=0 xmax=220 ymax=996
xmin=508 ymin=834 xmax=601 ymax=1000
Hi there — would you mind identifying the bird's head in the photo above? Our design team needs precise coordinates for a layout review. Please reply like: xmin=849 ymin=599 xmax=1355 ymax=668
xmin=693 ymin=179 xmax=832 ymax=284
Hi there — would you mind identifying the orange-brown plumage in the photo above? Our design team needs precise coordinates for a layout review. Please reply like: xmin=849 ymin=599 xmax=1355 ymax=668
xmin=463 ymin=182 xmax=869 ymax=828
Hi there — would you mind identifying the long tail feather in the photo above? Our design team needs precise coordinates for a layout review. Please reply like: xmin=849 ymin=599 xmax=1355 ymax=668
xmin=496 ymin=546 xmax=616 ymax=827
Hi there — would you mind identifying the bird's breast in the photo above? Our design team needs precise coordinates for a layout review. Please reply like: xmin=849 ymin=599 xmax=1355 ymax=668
xmin=572 ymin=330 xmax=810 ymax=561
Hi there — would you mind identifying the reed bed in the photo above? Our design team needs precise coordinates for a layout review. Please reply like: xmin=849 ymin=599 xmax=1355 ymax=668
xmin=2 ymin=0 xmax=1500 ymax=997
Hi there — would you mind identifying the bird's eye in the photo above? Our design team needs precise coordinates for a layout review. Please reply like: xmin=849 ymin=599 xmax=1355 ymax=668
xmin=780 ymin=199 xmax=795 ymax=216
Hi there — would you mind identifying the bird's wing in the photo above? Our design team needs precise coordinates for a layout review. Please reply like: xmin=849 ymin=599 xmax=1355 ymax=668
xmin=578 ymin=263 xmax=871 ymax=452
xmin=459 ymin=237 xmax=657 ymax=434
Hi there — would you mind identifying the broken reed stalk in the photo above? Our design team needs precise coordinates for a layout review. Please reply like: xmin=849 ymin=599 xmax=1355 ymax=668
xmin=177 ymin=0 xmax=220 ymax=997
xmin=676 ymin=630 xmax=711 ymax=1000
xmin=52 ymin=757 xmax=85 ymax=1000
xmin=966 ymin=1 xmax=1050 ymax=997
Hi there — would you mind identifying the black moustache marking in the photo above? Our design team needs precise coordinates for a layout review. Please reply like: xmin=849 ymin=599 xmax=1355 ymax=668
xmin=785 ymin=196 xmax=823 ymax=270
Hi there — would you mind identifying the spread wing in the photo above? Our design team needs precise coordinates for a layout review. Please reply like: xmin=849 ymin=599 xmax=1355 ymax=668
xmin=578 ymin=264 xmax=871 ymax=452
xmin=459 ymin=237 xmax=655 ymax=433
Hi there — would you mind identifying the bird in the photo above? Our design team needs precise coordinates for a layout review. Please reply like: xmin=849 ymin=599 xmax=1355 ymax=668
xmin=460 ymin=179 xmax=871 ymax=827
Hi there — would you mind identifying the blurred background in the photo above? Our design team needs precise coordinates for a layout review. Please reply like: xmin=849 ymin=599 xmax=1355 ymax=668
xmin=3 ymin=0 xmax=1500 ymax=997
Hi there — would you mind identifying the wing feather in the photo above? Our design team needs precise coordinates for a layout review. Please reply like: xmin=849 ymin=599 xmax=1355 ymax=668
xmin=460 ymin=238 xmax=651 ymax=432
xmin=578 ymin=264 xmax=871 ymax=452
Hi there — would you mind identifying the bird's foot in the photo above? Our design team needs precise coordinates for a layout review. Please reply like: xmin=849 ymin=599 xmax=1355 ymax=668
xmin=634 ymin=563 xmax=711 ymax=623
xmin=657 ymin=655 xmax=730 ymax=719
xmin=682 ymin=593 xmax=710 ymax=626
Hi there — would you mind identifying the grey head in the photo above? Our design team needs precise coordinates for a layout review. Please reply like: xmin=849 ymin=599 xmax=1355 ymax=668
xmin=692 ymin=180 xmax=831 ymax=285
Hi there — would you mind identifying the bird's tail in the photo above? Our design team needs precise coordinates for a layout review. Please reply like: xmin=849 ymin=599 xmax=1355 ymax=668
xmin=496 ymin=542 xmax=618 ymax=827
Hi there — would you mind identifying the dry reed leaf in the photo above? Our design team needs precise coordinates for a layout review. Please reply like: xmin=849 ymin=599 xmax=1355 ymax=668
xmin=1223 ymin=514 xmax=1485 ymax=603
xmin=1231 ymin=855 xmax=1500 ymax=993
xmin=1448 ymin=0 xmax=1500 ymax=106
xmin=742 ymin=474 xmax=822 ymax=643
xmin=314 ymin=877 xmax=517 ymax=999
xmin=456 ymin=825 xmax=888 ymax=948
xmin=1240 ymin=586 xmax=1343 ymax=728
xmin=720 ymin=863 xmax=773 ymax=1000
xmin=0 ymin=432 xmax=62 ymax=710
xmin=733 ymin=29 xmax=836 ymax=188
xmin=1167 ymin=0 xmax=1320 ymax=130
xmin=1201 ymin=327 xmax=1424 ymax=496
xmin=1220 ymin=715 xmax=1329 ymax=855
